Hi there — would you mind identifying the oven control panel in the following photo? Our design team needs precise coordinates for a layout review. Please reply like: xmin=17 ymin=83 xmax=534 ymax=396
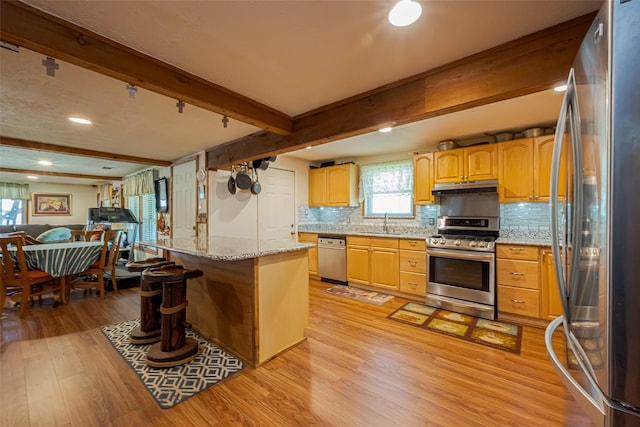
xmin=427 ymin=235 xmax=495 ymax=252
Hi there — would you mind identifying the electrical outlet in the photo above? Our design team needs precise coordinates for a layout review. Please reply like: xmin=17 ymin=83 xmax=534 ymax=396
xmin=429 ymin=218 xmax=435 ymax=226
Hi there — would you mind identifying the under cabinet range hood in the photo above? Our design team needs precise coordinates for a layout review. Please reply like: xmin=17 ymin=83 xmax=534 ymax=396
xmin=432 ymin=179 xmax=498 ymax=196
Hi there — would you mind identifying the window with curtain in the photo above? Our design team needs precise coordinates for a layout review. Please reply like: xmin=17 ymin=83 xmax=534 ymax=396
xmin=0 ymin=183 xmax=30 ymax=225
xmin=359 ymin=160 xmax=414 ymax=217
xmin=124 ymin=170 xmax=157 ymax=244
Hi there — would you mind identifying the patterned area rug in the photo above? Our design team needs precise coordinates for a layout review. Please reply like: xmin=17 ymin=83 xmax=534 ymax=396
xmin=388 ymin=302 xmax=523 ymax=354
xmin=323 ymin=285 xmax=394 ymax=305
xmin=101 ymin=319 xmax=245 ymax=409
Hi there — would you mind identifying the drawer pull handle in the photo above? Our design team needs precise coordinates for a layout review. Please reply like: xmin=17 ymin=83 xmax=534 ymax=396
xmin=408 ymin=260 xmax=417 ymax=266
xmin=408 ymin=241 xmax=417 ymax=246
xmin=510 ymin=247 xmax=524 ymax=252
xmin=510 ymin=272 xmax=525 ymax=276
xmin=511 ymin=299 xmax=526 ymax=304
xmin=408 ymin=282 xmax=418 ymax=287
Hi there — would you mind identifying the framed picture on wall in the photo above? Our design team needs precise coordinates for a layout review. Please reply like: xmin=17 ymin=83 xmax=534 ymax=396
xmin=32 ymin=193 xmax=72 ymax=216
xmin=111 ymin=184 xmax=122 ymax=207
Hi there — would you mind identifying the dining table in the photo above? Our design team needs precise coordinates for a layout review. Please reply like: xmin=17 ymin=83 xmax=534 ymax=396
xmin=7 ymin=241 xmax=104 ymax=305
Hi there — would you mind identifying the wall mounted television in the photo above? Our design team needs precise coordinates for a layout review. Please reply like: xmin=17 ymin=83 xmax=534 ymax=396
xmin=154 ymin=177 xmax=169 ymax=213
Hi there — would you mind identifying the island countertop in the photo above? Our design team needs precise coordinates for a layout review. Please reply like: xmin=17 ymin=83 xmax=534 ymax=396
xmin=139 ymin=236 xmax=314 ymax=261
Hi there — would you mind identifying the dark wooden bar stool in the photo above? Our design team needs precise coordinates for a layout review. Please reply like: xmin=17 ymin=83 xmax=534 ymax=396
xmin=143 ymin=265 xmax=203 ymax=368
xmin=125 ymin=258 xmax=173 ymax=344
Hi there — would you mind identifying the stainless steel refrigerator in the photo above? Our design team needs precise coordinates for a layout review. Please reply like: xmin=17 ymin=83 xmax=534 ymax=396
xmin=544 ymin=0 xmax=640 ymax=425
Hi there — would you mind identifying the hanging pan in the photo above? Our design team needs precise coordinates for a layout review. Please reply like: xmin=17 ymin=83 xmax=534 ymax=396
xmin=227 ymin=166 xmax=236 ymax=194
xmin=235 ymin=164 xmax=253 ymax=190
xmin=251 ymin=169 xmax=262 ymax=195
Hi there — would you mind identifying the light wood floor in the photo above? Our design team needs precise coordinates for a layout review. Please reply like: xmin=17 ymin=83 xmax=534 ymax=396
xmin=1 ymin=279 xmax=591 ymax=426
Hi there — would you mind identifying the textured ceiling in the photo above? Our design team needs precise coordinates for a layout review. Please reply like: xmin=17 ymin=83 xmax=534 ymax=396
xmin=0 ymin=0 xmax=602 ymax=185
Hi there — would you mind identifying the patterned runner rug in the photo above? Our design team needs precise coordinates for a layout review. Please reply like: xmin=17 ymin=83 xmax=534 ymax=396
xmin=322 ymin=285 xmax=394 ymax=305
xmin=387 ymin=302 xmax=523 ymax=354
xmin=101 ymin=319 xmax=245 ymax=409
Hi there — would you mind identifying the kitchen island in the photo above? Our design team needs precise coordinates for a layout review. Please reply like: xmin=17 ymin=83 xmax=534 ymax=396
xmin=139 ymin=236 xmax=313 ymax=367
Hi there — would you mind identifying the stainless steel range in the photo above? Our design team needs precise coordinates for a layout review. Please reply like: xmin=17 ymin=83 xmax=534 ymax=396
xmin=426 ymin=183 xmax=500 ymax=320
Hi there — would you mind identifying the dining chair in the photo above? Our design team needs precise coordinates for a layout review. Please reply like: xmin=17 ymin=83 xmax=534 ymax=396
xmin=70 ymin=229 xmax=104 ymax=242
xmin=7 ymin=231 xmax=42 ymax=245
xmin=0 ymin=236 xmax=63 ymax=318
xmin=103 ymin=230 xmax=122 ymax=294
xmin=70 ymin=230 xmax=119 ymax=299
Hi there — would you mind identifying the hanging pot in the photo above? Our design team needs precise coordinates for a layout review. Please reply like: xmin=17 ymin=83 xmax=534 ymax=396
xmin=235 ymin=164 xmax=253 ymax=190
xmin=267 ymin=155 xmax=277 ymax=162
xmin=227 ymin=166 xmax=236 ymax=195
xmin=252 ymin=158 xmax=269 ymax=170
xmin=251 ymin=170 xmax=262 ymax=195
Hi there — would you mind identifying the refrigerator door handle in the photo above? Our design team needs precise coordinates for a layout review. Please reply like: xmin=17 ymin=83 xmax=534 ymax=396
xmin=550 ymin=70 xmax=574 ymax=322
xmin=545 ymin=316 xmax=606 ymax=425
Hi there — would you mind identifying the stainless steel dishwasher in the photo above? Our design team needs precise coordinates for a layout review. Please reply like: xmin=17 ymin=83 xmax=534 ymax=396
xmin=317 ymin=235 xmax=347 ymax=284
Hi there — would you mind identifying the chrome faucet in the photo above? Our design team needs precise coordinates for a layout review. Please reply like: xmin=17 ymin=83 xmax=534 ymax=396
xmin=383 ymin=212 xmax=389 ymax=233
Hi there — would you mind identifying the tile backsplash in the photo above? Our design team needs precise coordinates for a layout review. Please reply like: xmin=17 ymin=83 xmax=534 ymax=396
xmin=298 ymin=202 xmax=552 ymax=239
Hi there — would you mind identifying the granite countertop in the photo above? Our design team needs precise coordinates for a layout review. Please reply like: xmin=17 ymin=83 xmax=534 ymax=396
xmin=299 ymin=226 xmax=431 ymax=240
xmin=139 ymin=237 xmax=314 ymax=261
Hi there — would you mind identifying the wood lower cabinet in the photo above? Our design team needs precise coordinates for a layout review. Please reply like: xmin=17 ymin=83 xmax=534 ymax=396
xmin=497 ymin=244 xmax=541 ymax=319
xmin=298 ymin=232 xmax=318 ymax=277
xmin=399 ymin=239 xmax=426 ymax=296
xmin=541 ymin=249 xmax=563 ymax=320
xmin=347 ymin=236 xmax=399 ymax=290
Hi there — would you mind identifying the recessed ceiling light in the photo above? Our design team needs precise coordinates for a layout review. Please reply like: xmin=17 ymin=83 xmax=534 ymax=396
xmin=305 ymin=146 xmax=312 ymax=150
xmin=38 ymin=160 xmax=52 ymax=166
xmin=378 ymin=127 xmax=393 ymax=133
xmin=388 ymin=0 xmax=422 ymax=27
xmin=27 ymin=175 xmax=38 ymax=180
xmin=553 ymin=84 xmax=568 ymax=92
xmin=69 ymin=117 xmax=92 ymax=125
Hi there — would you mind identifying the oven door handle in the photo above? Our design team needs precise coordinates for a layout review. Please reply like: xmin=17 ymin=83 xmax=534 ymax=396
xmin=426 ymin=248 xmax=494 ymax=261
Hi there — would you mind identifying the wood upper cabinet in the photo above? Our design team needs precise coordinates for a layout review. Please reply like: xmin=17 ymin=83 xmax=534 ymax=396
xmin=308 ymin=168 xmax=327 ymax=207
xmin=413 ymin=153 xmax=434 ymax=204
xmin=298 ymin=232 xmax=318 ymax=277
xmin=498 ymin=138 xmax=534 ymax=202
xmin=534 ymin=135 xmax=567 ymax=202
xmin=541 ymin=249 xmax=564 ymax=320
xmin=346 ymin=236 xmax=399 ymax=290
xmin=499 ymin=136 xmax=568 ymax=203
xmin=434 ymin=145 xmax=497 ymax=183
xmin=308 ymin=164 xmax=359 ymax=207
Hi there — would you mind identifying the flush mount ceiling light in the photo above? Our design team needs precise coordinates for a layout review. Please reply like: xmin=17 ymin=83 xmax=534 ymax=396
xmin=553 ymin=84 xmax=568 ymax=92
xmin=69 ymin=117 xmax=92 ymax=125
xmin=378 ymin=126 xmax=393 ymax=133
xmin=37 ymin=160 xmax=52 ymax=166
xmin=388 ymin=0 xmax=422 ymax=27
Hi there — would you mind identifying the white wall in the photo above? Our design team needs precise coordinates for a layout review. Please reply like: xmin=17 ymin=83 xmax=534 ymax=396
xmin=27 ymin=182 xmax=98 ymax=225
xmin=207 ymin=155 xmax=310 ymax=238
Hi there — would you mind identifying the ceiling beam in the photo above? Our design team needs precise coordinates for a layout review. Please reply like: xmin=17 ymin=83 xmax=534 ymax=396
xmin=0 ymin=167 xmax=122 ymax=181
xmin=206 ymin=11 xmax=595 ymax=169
xmin=0 ymin=1 xmax=292 ymax=135
xmin=0 ymin=136 xmax=172 ymax=166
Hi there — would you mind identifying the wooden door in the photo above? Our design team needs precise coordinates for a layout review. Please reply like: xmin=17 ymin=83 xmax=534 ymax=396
xmin=434 ymin=149 xmax=463 ymax=183
xmin=370 ymin=247 xmax=399 ymax=290
xmin=498 ymin=138 xmax=534 ymax=202
xmin=308 ymin=168 xmax=326 ymax=207
xmin=346 ymin=244 xmax=370 ymax=285
xmin=465 ymin=144 xmax=497 ymax=181
xmin=413 ymin=153 xmax=433 ymax=204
